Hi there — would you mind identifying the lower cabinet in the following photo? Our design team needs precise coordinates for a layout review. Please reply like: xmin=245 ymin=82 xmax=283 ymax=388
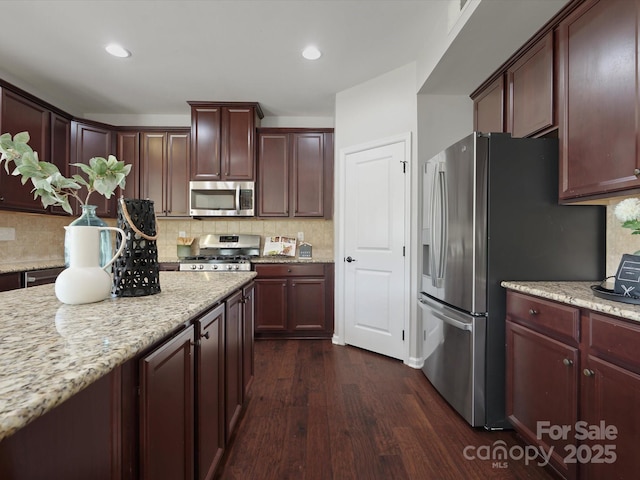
xmin=139 ymin=325 xmax=195 ymax=480
xmin=506 ymin=290 xmax=640 ymax=480
xmin=0 ymin=272 xmax=22 ymax=292
xmin=254 ymin=263 xmax=334 ymax=338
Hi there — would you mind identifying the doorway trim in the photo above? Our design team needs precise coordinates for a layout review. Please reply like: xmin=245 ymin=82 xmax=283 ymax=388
xmin=334 ymin=132 xmax=412 ymax=365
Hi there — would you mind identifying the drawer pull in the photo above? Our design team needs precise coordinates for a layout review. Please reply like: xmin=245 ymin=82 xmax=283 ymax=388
xmin=528 ymin=308 xmax=538 ymax=315
xmin=583 ymin=368 xmax=595 ymax=377
xmin=563 ymin=358 xmax=573 ymax=367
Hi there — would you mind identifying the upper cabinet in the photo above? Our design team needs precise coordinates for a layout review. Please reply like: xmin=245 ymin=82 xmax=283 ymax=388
xmin=188 ymin=102 xmax=263 ymax=182
xmin=257 ymin=129 xmax=333 ymax=218
xmin=139 ymin=130 xmax=191 ymax=217
xmin=507 ymin=31 xmax=554 ymax=138
xmin=472 ymin=76 xmax=505 ymax=133
xmin=557 ymin=0 xmax=640 ymax=201
xmin=0 ymin=88 xmax=52 ymax=213
xmin=116 ymin=131 xmax=141 ymax=201
xmin=71 ymin=120 xmax=117 ymax=217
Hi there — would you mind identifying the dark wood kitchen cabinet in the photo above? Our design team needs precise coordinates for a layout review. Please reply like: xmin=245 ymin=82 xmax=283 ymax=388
xmin=48 ymin=113 xmax=72 ymax=215
xmin=506 ymin=292 xmax=580 ymax=480
xmin=506 ymin=31 xmax=554 ymax=138
xmin=0 ymin=87 xmax=51 ymax=213
xmin=242 ymin=282 xmax=255 ymax=398
xmin=254 ymin=263 xmax=334 ymax=338
xmin=139 ymin=130 xmax=190 ymax=217
xmin=188 ymin=102 xmax=262 ymax=182
xmin=225 ymin=289 xmax=244 ymax=442
xmin=196 ymin=303 xmax=225 ymax=480
xmin=0 ymin=272 xmax=22 ymax=292
xmin=257 ymin=128 xmax=334 ymax=218
xmin=472 ymin=75 xmax=504 ymax=133
xmin=0 ymin=368 xmax=123 ymax=480
xmin=71 ymin=120 xmax=116 ymax=217
xmin=116 ymin=131 xmax=141 ymax=200
xmin=557 ymin=0 xmax=640 ymax=200
xmin=139 ymin=324 xmax=195 ymax=480
xmin=506 ymin=290 xmax=640 ymax=480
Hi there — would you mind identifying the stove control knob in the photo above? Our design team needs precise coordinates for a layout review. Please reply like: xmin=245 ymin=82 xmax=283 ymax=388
xmin=190 ymin=264 xmax=197 ymax=270
xmin=213 ymin=264 xmax=218 ymax=270
xmin=227 ymin=265 xmax=233 ymax=270
xmin=198 ymin=264 xmax=204 ymax=270
xmin=234 ymin=265 xmax=240 ymax=270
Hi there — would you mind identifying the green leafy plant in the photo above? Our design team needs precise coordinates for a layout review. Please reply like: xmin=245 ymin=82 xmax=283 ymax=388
xmin=0 ymin=131 xmax=131 ymax=214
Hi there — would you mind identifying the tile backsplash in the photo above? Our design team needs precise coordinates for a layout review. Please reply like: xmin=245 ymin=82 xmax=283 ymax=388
xmin=0 ymin=211 xmax=334 ymax=265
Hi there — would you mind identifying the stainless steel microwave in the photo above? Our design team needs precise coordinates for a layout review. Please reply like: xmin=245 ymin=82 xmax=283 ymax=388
xmin=189 ymin=181 xmax=255 ymax=217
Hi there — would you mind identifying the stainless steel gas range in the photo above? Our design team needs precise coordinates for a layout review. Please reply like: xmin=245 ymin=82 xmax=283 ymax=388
xmin=178 ymin=234 xmax=260 ymax=271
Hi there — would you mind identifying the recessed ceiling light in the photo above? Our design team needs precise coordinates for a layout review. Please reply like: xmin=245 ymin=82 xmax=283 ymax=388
xmin=105 ymin=43 xmax=131 ymax=58
xmin=302 ymin=46 xmax=321 ymax=60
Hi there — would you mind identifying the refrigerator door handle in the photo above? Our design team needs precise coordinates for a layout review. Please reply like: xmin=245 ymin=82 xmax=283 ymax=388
xmin=431 ymin=165 xmax=447 ymax=287
xmin=418 ymin=297 xmax=473 ymax=331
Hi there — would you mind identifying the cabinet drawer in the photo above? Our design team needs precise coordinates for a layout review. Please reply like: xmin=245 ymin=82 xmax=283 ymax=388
xmin=506 ymin=291 xmax=580 ymax=345
xmin=254 ymin=263 xmax=325 ymax=277
xmin=588 ymin=312 xmax=640 ymax=372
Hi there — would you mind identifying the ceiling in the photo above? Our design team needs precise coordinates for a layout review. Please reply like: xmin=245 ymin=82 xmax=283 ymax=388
xmin=0 ymin=1 xmax=567 ymax=121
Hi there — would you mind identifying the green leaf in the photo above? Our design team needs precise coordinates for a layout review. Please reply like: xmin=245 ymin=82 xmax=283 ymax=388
xmin=14 ymin=131 xmax=30 ymax=144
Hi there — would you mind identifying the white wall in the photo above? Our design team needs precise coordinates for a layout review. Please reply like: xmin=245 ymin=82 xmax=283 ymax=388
xmin=333 ymin=62 xmax=419 ymax=364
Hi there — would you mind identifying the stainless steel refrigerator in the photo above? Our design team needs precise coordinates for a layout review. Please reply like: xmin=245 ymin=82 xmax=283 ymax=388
xmin=419 ymin=132 xmax=604 ymax=429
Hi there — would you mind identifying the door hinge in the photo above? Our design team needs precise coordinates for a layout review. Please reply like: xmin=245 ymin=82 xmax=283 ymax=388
xmin=400 ymin=161 xmax=407 ymax=173
xmin=402 ymin=330 xmax=405 ymax=341
xmin=402 ymin=246 xmax=405 ymax=257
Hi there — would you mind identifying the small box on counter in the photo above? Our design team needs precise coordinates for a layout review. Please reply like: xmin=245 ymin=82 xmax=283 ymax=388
xmin=298 ymin=242 xmax=312 ymax=258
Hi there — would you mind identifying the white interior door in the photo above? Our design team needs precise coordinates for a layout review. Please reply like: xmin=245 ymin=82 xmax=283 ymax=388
xmin=342 ymin=139 xmax=407 ymax=360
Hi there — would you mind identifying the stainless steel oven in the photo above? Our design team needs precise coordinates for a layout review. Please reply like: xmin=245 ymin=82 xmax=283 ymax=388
xmin=178 ymin=234 xmax=260 ymax=271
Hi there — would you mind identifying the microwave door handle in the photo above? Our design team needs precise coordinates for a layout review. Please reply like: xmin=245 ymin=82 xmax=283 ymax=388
xmin=235 ymin=185 xmax=241 ymax=214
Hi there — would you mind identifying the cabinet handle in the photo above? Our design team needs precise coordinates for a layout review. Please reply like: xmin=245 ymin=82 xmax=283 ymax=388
xmin=562 ymin=358 xmax=573 ymax=367
xmin=292 ymin=283 xmax=296 ymax=287
xmin=635 ymin=168 xmax=640 ymax=176
xmin=0 ymin=195 xmax=4 ymax=201
xmin=583 ymin=368 xmax=595 ymax=377
xmin=201 ymin=331 xmax=210 ymax=339
xmin=528 ymin=308 xmax=538 ymax=315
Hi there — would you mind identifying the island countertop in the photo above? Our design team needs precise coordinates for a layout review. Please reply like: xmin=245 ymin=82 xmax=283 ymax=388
xmin=0 ymin=271 xmax=256 ymax=442
xmin=501 ymin=280 xmax=640 ymax=323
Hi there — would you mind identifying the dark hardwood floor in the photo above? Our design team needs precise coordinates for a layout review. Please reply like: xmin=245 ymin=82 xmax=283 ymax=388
xmin=216 ymin=340 xmax=556 ymax=480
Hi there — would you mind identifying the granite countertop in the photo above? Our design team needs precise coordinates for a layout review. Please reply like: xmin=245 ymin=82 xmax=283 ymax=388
xmin=0 ymin=270 xmax=256 ymax=441
xmin=0 ymin=261 xmax=65 ymax=274
xmin=501 ymin=280 xmax=640 ymax=323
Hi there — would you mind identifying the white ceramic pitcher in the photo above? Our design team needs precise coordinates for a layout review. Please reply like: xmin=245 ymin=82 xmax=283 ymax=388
xmin=55 ymin=225 xmax=126 ymax=305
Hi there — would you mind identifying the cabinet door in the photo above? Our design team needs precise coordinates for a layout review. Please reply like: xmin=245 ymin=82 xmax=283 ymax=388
xmin=222 ymin=107 xmax=255 ymax=180
xmin=292 ymin=132 xmax=325 ymax=217
xmin=254 ymin=278 xmax=288 ymax=332
xmin=0 ymin=88 xmax=50 ymax=212
xmin=581 ymin=356 xmax=640 ymax=480
xmin=196 ymin=304 xmax=225 ymax=480
xmin=49 ymin=113 xmax=71 ymax=215
xmin=166 ymin=131 xmax=190 ymax=216
xmin=507 ymin=31 xmax=554 ymax=137
xmin=242 ymin=282 xmax=255 ymax=398
xmin=289 ymin=277 xmax=326 ymax=332
xmin=139 ymin=325 xmax=195 ymax=480
xmin=225 ymin=290 xmax=244 ymax=442
xmin=71 ymin=121 xmax=116 ymax=217
xmin=190 ymin=105 xmax=222 ymax=181
xmin=140 ymin=132 xmax=167 ymax=214
xmin=117 ymin=131 xmax=140 ymax=200
xmin=257 ymin=133 xmax=289 ymax=216
xmin=0 ymin=272 xmax=22 ymax=291
xmin=557 ymin=0 xmax=640 ymax=200
xmin=506 ymin=320 xmax=579 ymax=480
xmin=473 ymin=76 xmax=504 ymax=133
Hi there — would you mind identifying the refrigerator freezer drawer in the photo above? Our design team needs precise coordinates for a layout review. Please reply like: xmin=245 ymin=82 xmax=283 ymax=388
xmin=419 ymin=294 xmax=486 ymax=427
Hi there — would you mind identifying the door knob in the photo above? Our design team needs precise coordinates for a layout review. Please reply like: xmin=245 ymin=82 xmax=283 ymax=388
xmin=345 ymin=256 xmax=356 ymax=263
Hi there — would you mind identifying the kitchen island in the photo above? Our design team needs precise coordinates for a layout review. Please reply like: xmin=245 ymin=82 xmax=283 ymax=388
xmin=0 ymin=270 xmax=256 ymax=479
